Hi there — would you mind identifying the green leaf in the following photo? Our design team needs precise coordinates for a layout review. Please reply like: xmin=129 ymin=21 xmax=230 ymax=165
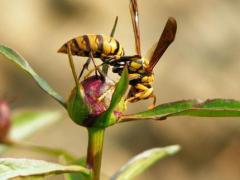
xmin=67 ymin=86 xmax=90 ymax=126
xmin=96 ymin=67 xmax=129 ymax=127
xmin=11 ymin=143 xmax=77 ymax=162
xmin=11 ymin=111 xmax=62 ymax=140
xmin=64 ymin=158 xmax=91 ymax=180
xmin=111 ymin=145 xmax=181 ymax=180
xmin=120 ymin=99 xmax=240 ymax=122
xmin=108 ymin=67 xmax=128 ymax=112
xmin=0 ymin=111 xmax=62 ymax=154
xmin=0 ymin=45 xmax=66 ymax=107
xmin=0 ymin=158 xmax=91 ymax=179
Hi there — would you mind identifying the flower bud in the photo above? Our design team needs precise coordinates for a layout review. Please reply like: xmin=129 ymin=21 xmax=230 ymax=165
xmin=0 ymin=101 xmax=11 ymax=142
xmin=67 ymin=75 xmax=120 ymax=127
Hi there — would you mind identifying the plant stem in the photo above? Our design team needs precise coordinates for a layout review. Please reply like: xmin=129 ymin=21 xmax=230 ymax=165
xmin=86 ymin=127 xmax=105 ymax=180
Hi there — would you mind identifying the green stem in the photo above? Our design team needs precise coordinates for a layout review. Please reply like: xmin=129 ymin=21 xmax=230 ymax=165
xmin=86 ymin=128 xmax=105 ymax=180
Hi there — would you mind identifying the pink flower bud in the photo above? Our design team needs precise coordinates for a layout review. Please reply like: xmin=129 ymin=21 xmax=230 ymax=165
xmin=0 ymin=101 xmax=11 ymax=141
xmin=81 ymin=76 xmax=113 ymax=116
xmin=67 ymin=75 xmax=117 ymax=126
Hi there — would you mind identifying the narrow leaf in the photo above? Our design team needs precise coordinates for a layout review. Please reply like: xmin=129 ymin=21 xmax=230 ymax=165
xmin=0 ymin=158 xmax=91 ymax=179
xmin=96 ymin=68 xmax=128 ymax=127
xmin=111 ymin=145 xmax=180 ymax=180
xmin=9 ymin=143 xmax=77 ymax=162
xmin=108 ymin=67 xmax=128 ymax=113
xmin=63 ymin=158 xmax=91 ymax=180
xmin=120 ymin=99 xmax=240 ymax=122
xmin=0 ymin=45 xmax=66 ymax=107
xmin=0 ymin=111 xmax=62 ymax=154
xmin=11 ymin=111 xmax=61 ymax=140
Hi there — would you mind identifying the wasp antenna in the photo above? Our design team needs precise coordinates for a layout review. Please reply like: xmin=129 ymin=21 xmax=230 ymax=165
xmin=110 ymin=16 xmax=119 ymax=37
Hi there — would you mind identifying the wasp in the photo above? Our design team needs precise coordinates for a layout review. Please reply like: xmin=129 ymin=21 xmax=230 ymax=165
xmin=110 ymin=0 xmax=177 ymax=108
xmin=58 ymin=18 xmax=125 ymax=78
xmin=58 ymin=0 xmax=177 ymax=108
xmin=58 ymin=34 xmax=124 ymax=60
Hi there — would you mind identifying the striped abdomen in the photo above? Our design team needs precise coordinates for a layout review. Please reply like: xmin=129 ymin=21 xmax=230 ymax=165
xmin=58 ymin=34 xmax=124 ymax=59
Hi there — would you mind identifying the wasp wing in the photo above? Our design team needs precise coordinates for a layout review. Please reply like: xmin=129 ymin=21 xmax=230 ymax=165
xmin=146 ymin=17 xmax=177 ymax=73
xmin=145 ymin=42 xmax=157 ymax=61
xmin=130 ymin=0 xmax=141 ymax=56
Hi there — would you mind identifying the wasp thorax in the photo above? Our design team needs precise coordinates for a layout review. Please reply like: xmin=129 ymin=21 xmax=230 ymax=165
xmin=67 ymin=75 xmax=115 ymax=127
xmin=0 ymin=101 xmax=11 ymax=141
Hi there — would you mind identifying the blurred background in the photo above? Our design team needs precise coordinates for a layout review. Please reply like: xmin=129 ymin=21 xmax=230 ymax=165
xmin=1 ymin=0 xmax=240 ymax=179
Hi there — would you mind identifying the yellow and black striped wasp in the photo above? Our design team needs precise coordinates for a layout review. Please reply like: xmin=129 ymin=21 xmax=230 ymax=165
xmin=58 ymin=34 xmax=124 ymax=63
xmin=58 ymin=0 xmax=177 ymax=109
xmin=58 ymin=17 xmax=125 ymax=78
xmin=111 ymin=0 xmax=177 ymax=108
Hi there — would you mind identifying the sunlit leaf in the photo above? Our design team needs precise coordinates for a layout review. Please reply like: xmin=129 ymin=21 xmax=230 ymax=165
xmin=67 ymin=86 xmax=90 ymax=126
xmin=0 ymin=158 xmax=91 ymax=179
xmin=111 ymin=145 xmax=180 ymax=180
xmin=0 ymin=111 xmax=62 ymax=154
xmin=63 ymin=158 xmax=91 ymax=180
xmin=120 ymin=99 xmax=240 ymax=122
xmin=108 ymin=67 xmax=128 ymax=112
xmin=0 ymin=45 xmax=66 ymax=107
xmin=11 ymin=111 xmax=61 ymax=140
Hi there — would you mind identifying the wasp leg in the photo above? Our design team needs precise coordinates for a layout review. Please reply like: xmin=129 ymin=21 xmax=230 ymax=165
xmin=78 ymin=52 xmax=98 ymax=80
xmin=97 ymin=85 xmax=115 ymax=101
xmin=128 ymin=73 xmax=142 ymax=82
xmin=83 ymin=63 xmax=111 ymax=80
xmin=126 ymin=83 xmax=153 ymax=107
xmin=80 ymin=52 xmax=105 ymax=79
xmin=147 ymin=94 xmax=156 ymax=109
xmin=78 ymin=57 xmax=91 ymax=80
xmin=87 ymin=52 xmax=98 ymax=77
xmin=84 ymin=64 xmax=103 ymax=79
xmin=106 ymin=55 xmax=140 ymax=65
xmin=102 ymin=55 xmax=122 ymax=62
xmin=90 ymin=52 xmax=107 ymax=79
